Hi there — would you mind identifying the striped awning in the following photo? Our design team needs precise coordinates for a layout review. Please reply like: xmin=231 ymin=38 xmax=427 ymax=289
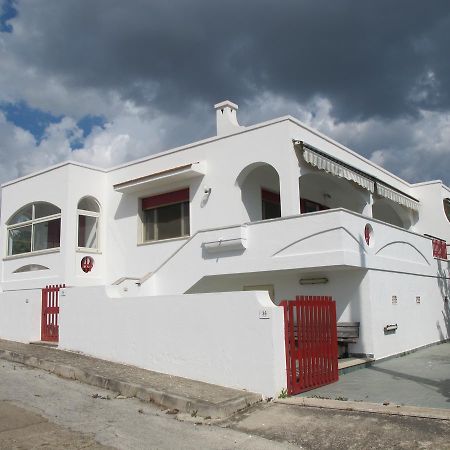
xmin=376 ymin=183 xmax=419 ymax=211
xmin=303 ymin=146 xmax=375 ymax=193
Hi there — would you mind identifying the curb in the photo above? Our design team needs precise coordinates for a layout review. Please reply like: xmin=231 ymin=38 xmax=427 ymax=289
xmin=275 ymin=397 xmax=450 ymax=421
xmin=0 ymin=349 xmax=261 ymax=419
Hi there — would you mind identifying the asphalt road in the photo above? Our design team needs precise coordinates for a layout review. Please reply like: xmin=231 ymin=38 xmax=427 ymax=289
xmin=1 ymin=359 xmax=449 ymax=450
xmin=0 ymin=360 xmax=294 ymax=450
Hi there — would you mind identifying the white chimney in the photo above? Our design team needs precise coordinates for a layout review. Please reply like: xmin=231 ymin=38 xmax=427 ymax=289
xmin=214 ymin=100 xmax=243 ymax=136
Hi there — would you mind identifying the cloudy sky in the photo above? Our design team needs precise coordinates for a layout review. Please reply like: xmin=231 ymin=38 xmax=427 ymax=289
xmin=1 ymin=0 xmax=450 ymax=185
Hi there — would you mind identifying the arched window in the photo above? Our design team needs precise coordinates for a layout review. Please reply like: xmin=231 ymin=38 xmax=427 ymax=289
xmin=77 ymin=197 xmax=100 ymax=249
xmin=7 ymin=202 xmax=61 ymax=256
xmin=444 ymin=198 xmax=450 ymax=223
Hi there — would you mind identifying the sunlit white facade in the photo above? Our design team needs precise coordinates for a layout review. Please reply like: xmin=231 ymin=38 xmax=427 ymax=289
xmin=0 ymin=100 xmax=449 ymax=396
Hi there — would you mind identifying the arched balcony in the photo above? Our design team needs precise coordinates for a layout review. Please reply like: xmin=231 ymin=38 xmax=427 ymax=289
xmin=299 ymin=171 xmax=369 ymax=215
xmin=237 ymin=162 xmax=281 ymax=222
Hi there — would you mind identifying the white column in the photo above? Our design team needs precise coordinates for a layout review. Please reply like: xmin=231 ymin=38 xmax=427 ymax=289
xmin=279 ymin=168 xmax=300 ymax=217
xmin=362 ymin=192 xmax=374 ymax=217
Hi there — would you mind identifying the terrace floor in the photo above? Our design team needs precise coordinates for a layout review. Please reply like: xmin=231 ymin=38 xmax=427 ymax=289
xmin=300 ymin=342 xmax=450 ymax=409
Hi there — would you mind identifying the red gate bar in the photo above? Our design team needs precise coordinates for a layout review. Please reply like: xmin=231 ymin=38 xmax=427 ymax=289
xmin=281 ymin=296 xmax=338 ymax=395
xmin=41 ymin=284 xmax=65 ymax=342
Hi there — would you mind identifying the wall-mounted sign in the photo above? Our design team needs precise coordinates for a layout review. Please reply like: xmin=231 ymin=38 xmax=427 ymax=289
xmin=81 ymin=256 xmax=94 ymax=273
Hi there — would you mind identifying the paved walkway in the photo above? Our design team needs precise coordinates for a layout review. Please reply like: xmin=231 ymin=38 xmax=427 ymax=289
xmin=0 ymin=339 xmax=261 ymax=419
xmin=300 ymin=342 xmax=450 ymax=409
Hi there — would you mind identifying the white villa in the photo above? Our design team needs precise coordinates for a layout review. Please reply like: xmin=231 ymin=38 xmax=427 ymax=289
xmin=0 ymin=100 xmax=449 ymax=397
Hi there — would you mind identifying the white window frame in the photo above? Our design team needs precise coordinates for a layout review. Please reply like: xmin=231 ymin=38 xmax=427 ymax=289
xmin=6 ymin=203 xmax=61 ymax=257
xmin=141 ymin=200 xmax=190 ymax=243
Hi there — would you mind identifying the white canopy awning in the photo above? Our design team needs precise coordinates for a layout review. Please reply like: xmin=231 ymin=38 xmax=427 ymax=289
xmin=113 ymin=162 xmax=206 ymax=194
xmin=303 ymin=147 xmax=375 ymax=193
xmin=376 ymin=183 xmax=419 ymax=211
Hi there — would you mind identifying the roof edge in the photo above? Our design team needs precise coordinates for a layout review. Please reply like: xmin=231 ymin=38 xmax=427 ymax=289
xmin=1 ymin=160 xmax=106 ymax=188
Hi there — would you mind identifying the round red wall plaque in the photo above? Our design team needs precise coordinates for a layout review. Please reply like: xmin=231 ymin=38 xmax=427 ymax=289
xmin=81 ymin=256 xmax=94 ymax=273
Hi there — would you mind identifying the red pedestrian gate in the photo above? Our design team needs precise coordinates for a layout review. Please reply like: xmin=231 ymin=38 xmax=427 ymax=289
xmin=41 ymin=284 xmax=64 ymax=342
xmin=281 ymin=296 xmax=339 ymax=395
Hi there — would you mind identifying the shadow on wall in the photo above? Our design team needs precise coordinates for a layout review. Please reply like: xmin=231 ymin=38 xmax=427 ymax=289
xmin=334 ymin=269 xmax=366 ymax=322
xmin=436 ymin=259 xmax=450 ymax=340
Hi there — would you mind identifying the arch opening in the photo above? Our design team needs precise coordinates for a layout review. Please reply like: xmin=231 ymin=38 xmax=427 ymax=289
xmin=299 ymin=171 xmax=369 ymax=214
xmin=372 ymin=197 xmax=414 ymax=230
xmin=237 ymin=162 xmax=281 ymax=222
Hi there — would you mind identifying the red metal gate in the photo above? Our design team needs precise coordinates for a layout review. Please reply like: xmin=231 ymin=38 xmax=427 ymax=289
xmin=281 ymin=296 xmax=338 ymax=395
xmin=41 ymin=284 xmax=64 ymax=342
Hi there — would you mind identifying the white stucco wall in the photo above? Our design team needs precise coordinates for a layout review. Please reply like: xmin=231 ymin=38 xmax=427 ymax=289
xmin=188 ymin=268 xmax=374 ymax=356
xmin=0 ymin=289 xmax=42 ymax=343
xmin=368 ymin=269 xmax=449 ymax=359
xmin=411 ymin=181 xmax=450 ymax=243
xmin=58 ymin=287 xmax=286 ymax=397
xmin=1 ymin=163 xmax=107 ymax=290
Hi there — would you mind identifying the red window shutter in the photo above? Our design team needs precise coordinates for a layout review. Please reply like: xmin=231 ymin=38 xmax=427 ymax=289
xmin=142 ymin=188 xmax=189 ymax=210
xmin=261 ymin=189 xmax=280 ymax=205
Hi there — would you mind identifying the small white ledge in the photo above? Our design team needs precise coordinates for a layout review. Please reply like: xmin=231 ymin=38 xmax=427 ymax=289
xmin=202 ymin=238 xmax=247 ymax=254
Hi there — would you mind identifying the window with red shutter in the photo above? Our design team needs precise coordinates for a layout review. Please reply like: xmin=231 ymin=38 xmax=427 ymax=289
xmin=261 ymin=189 xmax=281 ymax=220
xmin=142 ymin=189 xmax=190 ymax=241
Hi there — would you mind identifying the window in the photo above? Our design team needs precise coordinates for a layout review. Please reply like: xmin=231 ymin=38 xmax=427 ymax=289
xmin=13 ymin=264 xmax=49 ymax=273
xmin=261 ymin=189 xmax=281 ymax=220
xmin=7 ymin=203 xmax=61 ymax=256
xmin=77 ymin=197 xmax=100 ymax=249
xmin=300 ymin=198 xmax=329 ymax=213
xmin=444 ymin=199 xmax=450 ymax=223
xmin=142 ymin=188 xmax=190 ymax=241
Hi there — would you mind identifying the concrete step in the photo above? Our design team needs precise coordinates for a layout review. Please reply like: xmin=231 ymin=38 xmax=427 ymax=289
xmin=0 ymin=339 xmax=261 ymax=419
xmin=338 ymin=357 xmax=374 ymax=374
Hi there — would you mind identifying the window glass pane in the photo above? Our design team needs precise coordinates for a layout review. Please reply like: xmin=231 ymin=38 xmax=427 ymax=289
xmin=143 ymin=210 xmax=155 ymax=241
xmin=34 ymin=202 xmax=60 ymax=219
xmin=262 ymin=200 xmax=281 ymax=220
xmin=8 ymin=205 xmax=33 ymax=225
xmin=8 ymin=226 xmax=32 ymax=255
xmin=13 ymin=264 xmax=49 ymax=273
xmin=33 ymin=219 xmax=61 ymax=251
xmin=78 ymin=215 xmax=98 ymax=248
xmin=182 ymin=202 xmax=190 ymax=235
xmin=156 ymin=203 xmax=182 ymax=240
xmin=78 ymin=197 xmax=100 ymax=212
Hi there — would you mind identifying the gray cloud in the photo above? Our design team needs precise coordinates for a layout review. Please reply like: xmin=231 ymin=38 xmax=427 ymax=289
xmin=8 ymin=0 xmax=450 ymax=120
xmin=1 ymin=0 xmax=450 ymax=185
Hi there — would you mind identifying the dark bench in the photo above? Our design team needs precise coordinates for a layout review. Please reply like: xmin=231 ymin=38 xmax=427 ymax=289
xmin=337 ymin=322 xmax=360 ymax=357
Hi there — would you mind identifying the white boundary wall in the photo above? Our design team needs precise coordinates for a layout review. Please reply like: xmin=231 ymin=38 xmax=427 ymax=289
xmin=369 ymin=270 xmax=450 ymax=358
xmin=58 ymin=287 xmax=286 ymax=397
xmin=0 ymin=289 xmax=42 ymax=343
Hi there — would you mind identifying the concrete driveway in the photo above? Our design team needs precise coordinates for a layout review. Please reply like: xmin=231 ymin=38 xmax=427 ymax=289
xmin=300 ymin=342 xmax=450 ymax=409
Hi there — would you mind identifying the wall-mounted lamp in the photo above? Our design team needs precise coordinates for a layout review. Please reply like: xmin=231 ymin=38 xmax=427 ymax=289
xmin=299 ymin=277 xmax=329 ymax=285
